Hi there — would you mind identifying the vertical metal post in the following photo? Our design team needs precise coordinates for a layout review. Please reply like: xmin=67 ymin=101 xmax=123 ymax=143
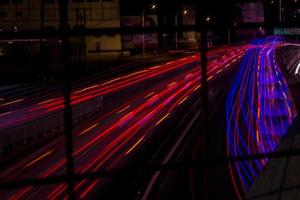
xmin=175 ymin=14 xmax=178 ymax=50
xmin=58 ymin=0 xmax=75 ymax=199
xmin=200 ymin=28 xmax=209 ymax=200
xmin=142 ymin=10 xmax=146 ymax=56
xmin=228 ymin=29 xmax=231 ymax=46
xmin=279 ymin=0 xmax=282 ymax=23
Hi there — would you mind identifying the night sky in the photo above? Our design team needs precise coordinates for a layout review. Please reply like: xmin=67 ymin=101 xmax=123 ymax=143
xmin=120 ymin=0 xmax=235 ymax=28
xmin=120 ymin=0 xmax=234 ymax=16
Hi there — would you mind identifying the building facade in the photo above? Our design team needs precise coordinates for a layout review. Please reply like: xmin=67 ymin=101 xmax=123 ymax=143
xmin=0 ymin=0 xmax=121 ymax=62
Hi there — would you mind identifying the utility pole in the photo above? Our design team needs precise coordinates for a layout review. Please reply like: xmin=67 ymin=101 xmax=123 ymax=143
xmin=175 ymin=13 xmax=178 ymax=50
xmin=228 ymin=29 xmax=231 ymax=46
xmin=142 ymin=3 xmax=157 ymax=56
xmin=175 ymin=10 xmax=188 ymax=50
xmin=58 ymin=0 xmax=75 ymax=199
xmin=200 ymin=19 xmax=209 ymax=200
xmin=142 ymin=10 xmax=146 ymax=56
xmin=279 ymin=0 xmax=282 ymax=23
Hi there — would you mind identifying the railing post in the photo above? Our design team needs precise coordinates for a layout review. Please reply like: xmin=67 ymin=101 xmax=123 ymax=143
xmin=197 ymin=0 xmax=209 ymax=199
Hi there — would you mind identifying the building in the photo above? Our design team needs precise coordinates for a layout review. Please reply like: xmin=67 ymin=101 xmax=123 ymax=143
xmin=0 ymin=0 xmax=121 ymax=62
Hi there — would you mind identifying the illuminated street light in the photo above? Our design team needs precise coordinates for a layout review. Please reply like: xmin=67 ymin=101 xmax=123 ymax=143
xmin=151 ymin=3 xmax=157 ymax=10
xmin=175 ymin=9 xmax=189 ymax=50
xmin=206 ymin=16 xmax=211 ymax=23
xmin=142 ymin=3 xmax=158 ymax=56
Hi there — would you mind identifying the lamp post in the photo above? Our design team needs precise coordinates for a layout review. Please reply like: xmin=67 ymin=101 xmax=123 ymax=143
xmin=142 ymin=3 xmax=157 ymax=56
xmin=279 ymin=0 xmax=282 ymax=23
xmin=175 ymin=9 xmax=188 ymax=50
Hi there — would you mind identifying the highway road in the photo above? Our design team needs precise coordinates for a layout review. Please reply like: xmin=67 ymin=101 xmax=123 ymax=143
xmin=0 ymin=46 xmax=248 ymax=199
xmin=226 ymin=37 xmax=298 ymax=200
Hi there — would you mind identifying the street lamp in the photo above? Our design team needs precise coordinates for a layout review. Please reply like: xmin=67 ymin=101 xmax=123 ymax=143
xmin=205 ymin=16 xmax=211 ymax=23
xmin=175 ymin=9 xmax=189 ymax=50
xmin=142 ymin=3 xmax=157 ymax=56
xmin=151 ymin=4 xmax=157 ymax=10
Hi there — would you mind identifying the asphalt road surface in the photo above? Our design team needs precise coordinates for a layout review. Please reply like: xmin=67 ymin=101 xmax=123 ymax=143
xmin=0 ymin=46 xmax=248 ymax=200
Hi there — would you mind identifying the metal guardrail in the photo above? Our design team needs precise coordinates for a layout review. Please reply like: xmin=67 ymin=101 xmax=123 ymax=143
xmin=0 ymin=95 xmax=103 ymax=152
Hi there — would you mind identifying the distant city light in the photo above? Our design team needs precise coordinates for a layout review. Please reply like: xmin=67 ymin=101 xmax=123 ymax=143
xmin=206 ymin=16 xmax=211 ymax=23
xmin=12 ymin=26 xmax=20 ymax=32
xmin=151 ymin=3 xmax=157 ymax=10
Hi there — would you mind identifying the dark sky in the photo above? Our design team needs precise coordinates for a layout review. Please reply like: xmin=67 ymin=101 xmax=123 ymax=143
xmin=120 ymin=0 xmax=235 ymax=27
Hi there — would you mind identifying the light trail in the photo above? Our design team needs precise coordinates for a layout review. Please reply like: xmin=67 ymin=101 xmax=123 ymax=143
xmin=125 ymin=136 xmax=146 ymax=155
xmin=0 ymin=99 xmax=24 ymax=107
xmin=79 ymin=123 xmax=99 ymax=136
xmin=24 ymin=151 xmax=53 ymax=169
xmin=226 ymin=37 xmax=297 ymax=200
xmin=0 ymin=46 xmax=248 ymax=199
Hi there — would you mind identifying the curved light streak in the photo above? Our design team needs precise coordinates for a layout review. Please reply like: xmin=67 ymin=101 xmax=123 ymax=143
xmin=226 ymin=37 xmax=297 ymax=199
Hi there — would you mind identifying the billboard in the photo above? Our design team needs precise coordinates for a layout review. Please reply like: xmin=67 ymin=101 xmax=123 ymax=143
xmin=236 ymin=2 xmax=264 ymax=23
xmin=121 ymin=15 xmax=158 ymax=50
xmin=274 ymin=28 xmax=300 ymax=35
